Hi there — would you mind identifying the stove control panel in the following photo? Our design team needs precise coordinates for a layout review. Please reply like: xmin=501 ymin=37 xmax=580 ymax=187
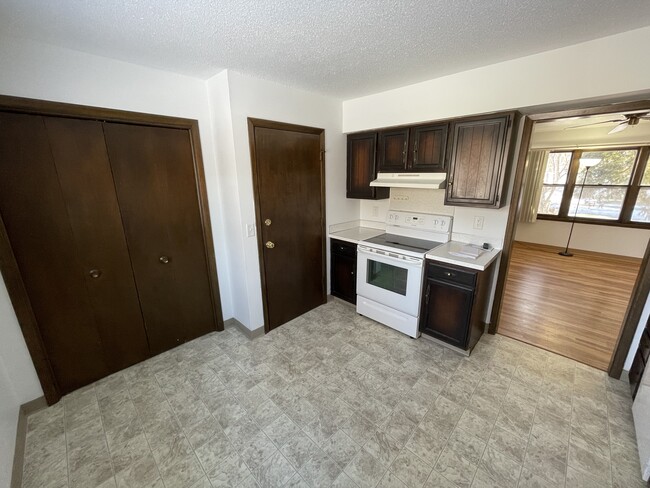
xmin=387 ymin=211 xmax=452 ymax=232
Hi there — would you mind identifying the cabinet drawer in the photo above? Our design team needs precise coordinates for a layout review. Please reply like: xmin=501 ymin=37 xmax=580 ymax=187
xmin=331 ymin=239 xmax=356 ymax=258
xmin=640 ymin=329 xmax=650 ymax=365
xmin=427 ymin=263 xmax=476 ymax=287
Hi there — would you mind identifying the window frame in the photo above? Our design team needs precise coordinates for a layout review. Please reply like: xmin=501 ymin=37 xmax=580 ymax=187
xmin=536 ymin=146 xmax=650 ymax=228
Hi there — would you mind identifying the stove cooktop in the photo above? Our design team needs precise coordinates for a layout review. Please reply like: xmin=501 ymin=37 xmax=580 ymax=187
xmin=362 ymin=233 xmax=444 ymax=256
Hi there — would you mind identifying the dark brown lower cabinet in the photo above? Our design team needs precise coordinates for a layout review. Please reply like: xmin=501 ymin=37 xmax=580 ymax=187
xmin=0 ymin=106 xmax=222 ymax=401
xmin=419 ymin=260 xmax=495 ymax=351
xmin=330 ymin=239 xmax=357 ymax=304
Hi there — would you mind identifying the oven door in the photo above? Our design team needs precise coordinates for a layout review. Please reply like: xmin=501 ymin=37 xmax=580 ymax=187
xmin=356 ymin=245 xmax=424 ymax=316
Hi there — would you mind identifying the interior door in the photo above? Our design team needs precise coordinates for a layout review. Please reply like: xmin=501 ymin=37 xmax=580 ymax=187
xmin=0 ymin=112 xmax=111 ymax=393
xmin=43 ymin=117 xmax=150 ymax=371
xmin=103 ymin=123 xmax=218 ymax=354
xmin=250 ymin=121 xmax=326 ymax=331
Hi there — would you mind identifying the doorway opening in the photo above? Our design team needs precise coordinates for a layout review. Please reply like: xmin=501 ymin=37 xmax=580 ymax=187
xmin=491 ymin=101 xmax=650 ymax=376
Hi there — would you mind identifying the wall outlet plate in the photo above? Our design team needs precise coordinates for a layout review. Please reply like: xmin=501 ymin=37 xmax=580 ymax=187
xmin=473 ymin=216 xmax=484 ymax=230
xmin=246 ymin=224 xmax=256 ymax=237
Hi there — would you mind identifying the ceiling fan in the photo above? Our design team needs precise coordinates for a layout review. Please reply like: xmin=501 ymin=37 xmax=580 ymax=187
xmin=565 ymin=113 xmax=650 ymax=134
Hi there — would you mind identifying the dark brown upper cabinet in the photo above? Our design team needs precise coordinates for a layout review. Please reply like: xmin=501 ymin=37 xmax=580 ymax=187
xmin=445 ymin=113 xmax=515 ymax=208
xmin=410 ymin=124 xmax=448 ymax=172
xmin=347 ymin=132 xmax=389 ymax=200
xmin=378 ymin=128 xmax=409 ymax=171
xmin=378 ymin=124 xmax=448 ymax=173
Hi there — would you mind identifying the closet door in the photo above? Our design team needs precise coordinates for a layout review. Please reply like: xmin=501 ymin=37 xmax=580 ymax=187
xmin=104 ymin=123 xmax=217 ymax=354
xmin=0 ymin=112 xmax=110 ymax=393
xmin=43 ymin=117 xmax=150 ymax=371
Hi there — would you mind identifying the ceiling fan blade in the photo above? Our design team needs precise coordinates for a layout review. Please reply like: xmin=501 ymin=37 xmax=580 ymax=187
xmin=565 ymin=119 xmax=623 ymax=130
xmin=608 ymin=122 xmax=629 ymax=134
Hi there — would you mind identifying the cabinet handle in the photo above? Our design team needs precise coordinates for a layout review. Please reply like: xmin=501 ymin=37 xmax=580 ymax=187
xmin=425 ymin=283 xmax=430 ymax=304
xmin=159 ymin=256 xmax=170 ymax=264
xmin=265 ymin=241 xmax=275 ymax=249
xmin=89 ymin=269 xmax=101 ymax=279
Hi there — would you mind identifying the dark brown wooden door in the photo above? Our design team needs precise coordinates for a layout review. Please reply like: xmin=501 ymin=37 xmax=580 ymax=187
xmin=347 ymin=133 xmax=389 ymax=200
xmin=0 ymin=112 xmax=111 ymax=393
xmin=446 ymin=115 xmax=510 ymax=207
xmin=409 ymin=124 xmax=448 ymax=172
xmin=43 ymin=117 xmax=150 ymax=372
xmin=103 ymin=123 xmax=217 ymax=354
xmin=251 ymin=122 xmax=326 ymax=331
xmin=378 ymin=128 xmax=409 ymax=171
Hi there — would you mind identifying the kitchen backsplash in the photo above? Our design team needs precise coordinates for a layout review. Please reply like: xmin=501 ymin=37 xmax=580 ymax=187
xmin=359 ymin=188 xmax=507 ymax=249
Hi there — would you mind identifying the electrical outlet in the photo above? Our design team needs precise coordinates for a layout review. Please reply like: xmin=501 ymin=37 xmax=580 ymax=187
xmin=473 ymin=216 xmax=484 ymax=230
xmin=246 ymin=224 xmax=256 ymax=237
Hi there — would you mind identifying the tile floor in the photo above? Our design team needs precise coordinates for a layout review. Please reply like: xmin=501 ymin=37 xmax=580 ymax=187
xmin=21 ymin=300 xmax=646 ymax=488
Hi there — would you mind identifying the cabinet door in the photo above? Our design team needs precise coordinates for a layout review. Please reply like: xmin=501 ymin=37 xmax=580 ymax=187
xmin=0 ymin=112 xmax=111 ymax=393
xmin=330 ymin=241 xmax=356 ymax=304
xmin=378 ymin=128 xmax=409 ymax=172
xmin=44 ymin=117 xmax=150 ymax=373
xmin=446 ymin=115 xmax=511 ymax=207
xmin=419 ymin=278 xmax=473 ymax=349
xmin=104 ymin=123 xmax=218 ymax=354
xmin=347 ymin=133 xmax=389 ymax=200
xmin=409 ymin=124 xmax=448 ymax=172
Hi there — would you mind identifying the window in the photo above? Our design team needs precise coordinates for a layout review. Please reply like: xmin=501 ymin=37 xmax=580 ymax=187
xmin=536 ymin=147 xmax=650 ymax=227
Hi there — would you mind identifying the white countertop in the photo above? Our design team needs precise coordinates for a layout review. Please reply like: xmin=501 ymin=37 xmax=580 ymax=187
xmin=329 ymin=226 xmax=384 ymax=245
xmin=426 ymin=241 xmax=501 ymax=271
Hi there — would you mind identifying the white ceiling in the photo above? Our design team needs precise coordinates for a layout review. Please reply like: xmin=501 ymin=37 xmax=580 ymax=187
xmin=531 ymin=111 xmax=650 ymax=149
xmin=1 ymin=1 xmax=650 ymax=98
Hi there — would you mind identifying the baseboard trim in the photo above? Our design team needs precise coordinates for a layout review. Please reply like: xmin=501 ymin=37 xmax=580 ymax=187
xmin=11 ymin=396 xmax=47 ymax=488
xmin=224 ymin=318 xmax=264 ymax=339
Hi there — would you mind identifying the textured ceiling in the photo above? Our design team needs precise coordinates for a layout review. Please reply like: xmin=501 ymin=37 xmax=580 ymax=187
xmin=1 ymin=1 xmax=650 ymax=98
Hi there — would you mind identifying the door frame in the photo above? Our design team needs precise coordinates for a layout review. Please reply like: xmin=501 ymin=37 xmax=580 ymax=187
xmin=0 ymin=95 xmax=225 ymax=404
xmin=489 ymin=99 xmax=650 ymax=378
xmin=248 ymin=118 xmax=326 ymax=333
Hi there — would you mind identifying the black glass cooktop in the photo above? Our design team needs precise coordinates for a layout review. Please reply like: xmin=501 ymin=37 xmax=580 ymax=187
xmin=363 ymin=233 xmax=443 ymax=254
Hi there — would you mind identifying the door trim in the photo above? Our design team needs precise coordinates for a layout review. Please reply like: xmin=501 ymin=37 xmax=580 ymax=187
xmin=248 ymin=118 xmax=326 ymax=333
xmin=0 ymin=94 xmax=225 ymax=404
xmin=488 ymin=99 xmax=650 ymax=378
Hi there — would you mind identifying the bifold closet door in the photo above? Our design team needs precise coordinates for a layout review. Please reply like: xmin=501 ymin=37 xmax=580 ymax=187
xmin=103 ymin=123 xmax=217 ymax=354
xmin=0 ymin=113 xmax=149 ymax=393
xmin=43 ymin=117 xmax=150 ymax=371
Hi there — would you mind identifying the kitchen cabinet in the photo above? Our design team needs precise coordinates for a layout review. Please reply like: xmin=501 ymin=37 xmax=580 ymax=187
xmin=419 ymin=260 xmax=495 ymax=351
xmin=378 ymin=124 xmax=448 ymax=173
xmin=347 ymin=132 xmax=389 ymax=200
xmin=330 ymin=239 xmax=357 ymax=304
xmin=445 ymin=113 xmax=515 ymax=208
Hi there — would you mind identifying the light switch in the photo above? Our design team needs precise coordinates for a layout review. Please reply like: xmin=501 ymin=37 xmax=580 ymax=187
xmin=246 ymin=224 xmax=256 ymax=237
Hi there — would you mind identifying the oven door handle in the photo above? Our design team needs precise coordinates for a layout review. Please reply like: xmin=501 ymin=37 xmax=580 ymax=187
xmin=358 ymin=245 xmax=423 ymax=265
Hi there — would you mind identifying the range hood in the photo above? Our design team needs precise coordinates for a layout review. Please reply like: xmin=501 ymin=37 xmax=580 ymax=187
xmin=369 ymin=172 xmax=447 ymax=189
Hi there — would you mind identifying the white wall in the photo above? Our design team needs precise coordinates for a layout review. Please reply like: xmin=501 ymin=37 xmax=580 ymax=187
xmin=517 ymin=220 xmax=650 ymax=258
xmin=210 ymin=70 xmax=356 ymax=330
xmin=342 ymin=26 xmax=650 ymax=133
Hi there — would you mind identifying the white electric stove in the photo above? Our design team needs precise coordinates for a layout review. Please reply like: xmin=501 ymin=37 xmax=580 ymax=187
xmin=356 ymin=211 xmax=452 ymax=338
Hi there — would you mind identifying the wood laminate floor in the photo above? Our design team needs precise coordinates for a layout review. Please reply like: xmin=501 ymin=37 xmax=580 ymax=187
xmin=498 ymin=241 xmax=642 ymax=371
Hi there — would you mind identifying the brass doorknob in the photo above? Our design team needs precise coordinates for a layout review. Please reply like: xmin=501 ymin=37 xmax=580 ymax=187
xmin=265 ymin=241 xmax=275 ymax=249
xmin=89 ymin=269 xmax=101 ymax=279
xmin=264 ymin=219 xmax=272 ymax=226
xmin=159 ymin=256 xmax=170 ymax=264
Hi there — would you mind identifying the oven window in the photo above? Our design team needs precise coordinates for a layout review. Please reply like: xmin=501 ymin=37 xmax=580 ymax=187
xmin=366 ymin=259 xmax=408 ymax=296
